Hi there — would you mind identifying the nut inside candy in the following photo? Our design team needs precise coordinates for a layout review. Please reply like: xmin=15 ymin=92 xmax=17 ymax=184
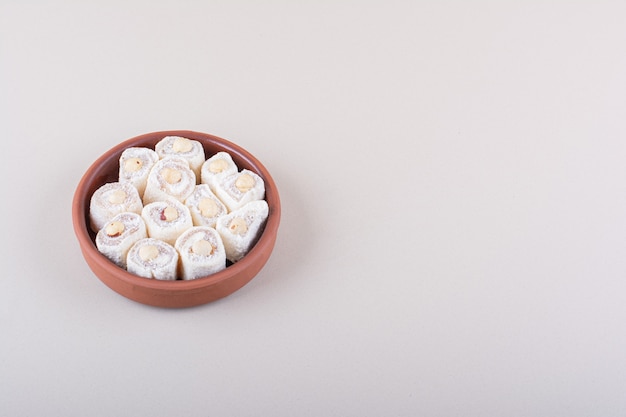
xmin=191 ymin=239 xmax=214 ymax=256
xmin=198 ymin=198 xmax=218 ymax=217
xmin=172 ymin=137 xmax=193 ymax=153
xmin=108 ymin=189 xmax=127 ymax=204
xmin=228 ymin=217 xmax=248 ymax=235
xmin=124 ymin=157 xmax=143 ymax=172
xmin=162 ymin=167 xmax=182 ymax=184
xmin=161 ymin=206 xmax=179 ymax=222
xmin=208 ymin=159 xmax=228 ymax=174
xmin=235 ymin=173 xmax=255 ymax=192
xmin=105 ymin=221 xmax=125 ymax=237
xmin=139 ymin=245 xmax=159 ymax=261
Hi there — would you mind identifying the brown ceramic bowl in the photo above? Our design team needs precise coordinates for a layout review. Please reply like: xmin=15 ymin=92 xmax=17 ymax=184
xmin=72 ymin=130 xmax=281 ymax=308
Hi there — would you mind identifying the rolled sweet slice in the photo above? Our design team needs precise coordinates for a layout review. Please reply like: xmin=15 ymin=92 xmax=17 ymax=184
xmin=127 ymin=238 xmax=179 ymax=280
xmin=216 ymin=199 xmax=269 ymax=262
xmin=141 ymin=198 xmax=193 ymax=246
xmin=143 ymin=156 xmax=196 ymax=204
xmin=155 ymin=136 xmax=205 ymax=180
xmin=118 ymin=147 xmax=159 ymax=197
xmin=95 ymin=212 xmax=148 ymax=269
xmin=213 ymin=169 xmax=265 ymax=212
xmin=200 ymin=151 xmax=238 ymax=191
xmin=184 ymin=184 xmax=228 ymax=228
xmin=89 ymin=181 xmax=143 ymax=232
xmin=175 ymin=226 xmax=226 ymax=280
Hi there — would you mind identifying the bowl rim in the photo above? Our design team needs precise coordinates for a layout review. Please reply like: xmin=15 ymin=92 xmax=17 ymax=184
xmin=72 ymin=130 xmax=281 ymax=293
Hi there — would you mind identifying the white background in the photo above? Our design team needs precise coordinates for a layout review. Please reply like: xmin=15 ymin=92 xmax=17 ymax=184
xmin=2 ymin=1 xmax=626 ymax=416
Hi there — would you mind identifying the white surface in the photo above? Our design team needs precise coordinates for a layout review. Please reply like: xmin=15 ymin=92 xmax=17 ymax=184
xmin=2 ymin=1 xmax=626 ymax=416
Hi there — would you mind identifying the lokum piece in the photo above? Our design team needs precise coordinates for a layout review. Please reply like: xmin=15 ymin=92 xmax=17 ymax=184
xmin=155 ymin=136 xmax=205 ymax=180
xmin=213 ymin=169 xmax=265 ymax=212
xmin=143 ymin=156 xmax=196 ymax=205
xmin=175 ymin=226 xmax=226 ymax=280
xmin=215 ymin=200 xmax=269 ymax=262
xmin=95 ymin=212 xmax=148 ymax=269
xmin=200 ymin=151 xmax=238 ymax=191
xmin=141 ymin=198 xmax=193 ymax=246
xmin=89 ymin=181 xmax=143 ymax=232
xmin=118 ymin=147 xmax=159 ymax=197
xmin=184 ymin=184 xmax=227 ymax=228
xmin=126 ymin=238 xmax=178 ymax=280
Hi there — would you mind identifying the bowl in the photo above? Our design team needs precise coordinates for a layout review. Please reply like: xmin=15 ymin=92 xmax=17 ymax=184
xmin=72 ymin=130 xmax=281 ymax=308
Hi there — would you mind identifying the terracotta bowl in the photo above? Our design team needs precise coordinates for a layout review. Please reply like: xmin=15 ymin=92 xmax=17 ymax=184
xmin=72 ymin=130 xmax=281 ymax=308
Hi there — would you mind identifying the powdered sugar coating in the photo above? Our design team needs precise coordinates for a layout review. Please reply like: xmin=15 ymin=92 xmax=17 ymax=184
xmin=216 ymin=200 xmax=269 ymax=262
xmin=200 ymin=151 xmax=238 ymax=191
xmin=184 ymin=184 xmax=228 ymax=228
xmin=127 ymin=238 xmax=178 ymax=280
xmin=89 ymin=182 xmax=143 ymax=232
xmin=213 ymin=169 xmax=265 ymax=212
xmin=175 ymin=226 xmax=226 ymax=280
xmin=155 ymin=136 xmax=205 ymax=179
xmin=143 ymin=156 xmax=196 ymax=204
xmin=95 ymin=212 xmax=147 ymax=268
xmin=118 ymin=147 xmax=159 ymax=197
xmin=92 ymin=141 xmax=269 ymax=280
xmin=141 ymin=198 xmax=193 ymax=246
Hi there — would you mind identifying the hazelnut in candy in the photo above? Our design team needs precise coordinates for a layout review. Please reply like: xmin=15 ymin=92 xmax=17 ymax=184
xmin=216 ymin=199 xmax=269 ymax=263
xmin=118 ymin=147 xmax=159 ymax=197
xmin=126 ymin=238 xmax=178 ymax=280
xmin=143 ymin=157 xmax=196 ymax=205
xmin=95 ymin=212 xmax=147 ymax=269
xmin=175 ymin=226 xmax=226 ymax=280
xmin=141 ymin=198 xmax=193 ymax=246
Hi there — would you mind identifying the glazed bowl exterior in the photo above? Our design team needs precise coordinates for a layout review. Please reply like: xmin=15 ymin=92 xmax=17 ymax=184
xmin=72 ymin=130 xmax=280 ymax=308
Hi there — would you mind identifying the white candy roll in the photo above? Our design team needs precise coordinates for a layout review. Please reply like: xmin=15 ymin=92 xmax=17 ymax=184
xmin=213 ymin=169 xmax=265 ymax=212
xmin=143 ymin=156 xmax=196 ymax=205
xmin=141 ymin=198 xmax=193 ymax=246
xmin=155 ymin=136 xmax=205 ymax=180
xmin=175 ymin=226 xmax=226 ymax=280
xmin=127 ymin=238 xmax=179 ymax=280
xmin=89 ymin=181 xmax=143 ymax=232
xmin=95 ymin=212 xmax=148 ymax=269
xmin=200 ymin=151 xmax=238 ymax=191
xmin=118 ymin=147 xmax=159 ymax=197
xmin=216 ymin=200 xmax=269 ymax=263
xmin=184 ymin=184 xmax=228 ymax=228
